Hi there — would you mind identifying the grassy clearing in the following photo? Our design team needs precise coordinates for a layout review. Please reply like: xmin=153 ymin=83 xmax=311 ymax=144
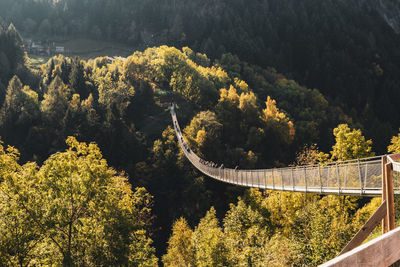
xmin=27 ymin=55 xmax=49 ymax=69
xmin=56 ymin=38 xmax=133 ymax=59
xmin=26 ymin=37 xmax=135 ymax=66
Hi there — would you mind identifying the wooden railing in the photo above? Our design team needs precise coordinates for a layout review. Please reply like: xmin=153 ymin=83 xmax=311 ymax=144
xmin=321 ymin=226 xmax=400 ymax=267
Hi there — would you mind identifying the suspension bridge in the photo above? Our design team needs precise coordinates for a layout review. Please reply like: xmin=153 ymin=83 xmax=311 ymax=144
xmin=170 ymin=105 xmax=400 ymax=266
xmin=170 ymin=105 xmax=399 ymax=196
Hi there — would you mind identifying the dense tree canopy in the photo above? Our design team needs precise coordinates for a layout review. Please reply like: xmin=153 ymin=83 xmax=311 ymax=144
xmin=0 ymin=21 xmax=399 ymax=263
xmin=0 ymin=137 xmax=157 ymax=265
xmin=2 ymin=0 xmax=400 ymax=153
xmin=163 ymin=187 xmax=384 ymax=266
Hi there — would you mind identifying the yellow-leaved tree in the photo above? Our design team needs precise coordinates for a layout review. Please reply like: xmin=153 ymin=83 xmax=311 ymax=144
xmin=0 ymin=137 xmax=157 ymax=266
xmin=192 ymin=207 xmax=228 ymax=267
xmin=330 ymin=124 xmax=374 ymax=161
xmin=261 ymin=96 xmax=295 ymax=144
xmin=183 ymin=110 xmax=223 ymax=160
xmin=388 ymin=131 xmax=400 ymax=154
xmin=162 ymin=217 xmax=195 ymax=267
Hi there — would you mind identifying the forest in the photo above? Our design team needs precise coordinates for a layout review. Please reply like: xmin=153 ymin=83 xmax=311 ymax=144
xmin=1 ymin=0 xmax=400 ymax=265
xmin=2 ymin=0 xmax=400 ymax=152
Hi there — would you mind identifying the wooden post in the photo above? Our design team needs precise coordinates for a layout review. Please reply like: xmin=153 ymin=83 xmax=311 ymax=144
xmin=386 ymin=162 xmax=395 ymax=231
xmin=382 ymin=156 xmax=388 ymax=234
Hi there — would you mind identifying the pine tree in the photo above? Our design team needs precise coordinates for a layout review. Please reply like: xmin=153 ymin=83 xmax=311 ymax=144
xmin=69 ymin=57 xmax=89 ymax=99
xmin=5 ymin=24 xmax=24 ymax=71
xmin=163 ymin=217 xmax=195 ymax=267
xmin=0 ymin=76 xmax=24 ymax=141
xmin=192 ymin=207 xmax=228 ymax=266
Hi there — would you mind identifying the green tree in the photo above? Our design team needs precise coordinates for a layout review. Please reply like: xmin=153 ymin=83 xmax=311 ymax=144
xmin=238 ymin=91 xmax=259 ymax=132
xmin=260 ymin=96 xmax=295 ymax=163
xmin=192 ymin=207 xmax=228 ymax=267
xmin=0 ymin=140 xmax=19 ymax=180
xmin=215 ymin=86 xmax=242 ymax=145
xmin=40 ymin=75 xmax=71 ymax=125
xmin=292 ymin=195 xmax=359 ymax=265
xmin=0 ymin=162 xmax=40 ymax=266
xmin=69 ymin=57 xmax=89 ymax=99
xmin=183 ymin=110 xmax=223 ymax=160
xmin=264 ymin=190 xmax=317 ymax=236
xmin=0 ymin=75 xmax=23 ymax=126
xmin=163 ymin=217 xmax=196 ymax=267
xmin=330 ymin=124 xmax=374 ymax=161
xmin=0 ymin=51 xmax=11 ymax=98
xmin=388 ymin=130 xmax=400 ymax=153
xmin=5 ymin=23 xmax=25 ymax=72
xmin=294 ymin=144 xmax=329 ymax=166
xmin=97 ymin=72 xmax=134 ymax=119
xmin=0 ymin=137 xmax=158 ymax=266
xmin=261 ymin=96 xmax=295 ymax=141
xmin=0 ymin=76 xmax=40 ymax=144
xmin=223 ymin=189 xmax=271 ymax=266
xmin=123 ymin=46 xmax=225 ymax=106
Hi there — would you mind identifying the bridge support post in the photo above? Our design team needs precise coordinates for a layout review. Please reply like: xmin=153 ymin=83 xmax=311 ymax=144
xmin=382 ymin=155 xmax=395 ymax=233
xmin=382 ymin=155 xmax=388 ymax=233
xmin=385 ymin=161 xmax=395 ymax=232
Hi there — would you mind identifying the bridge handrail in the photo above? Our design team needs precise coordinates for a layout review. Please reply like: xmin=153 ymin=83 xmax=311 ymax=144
xmin=321 ymin=226 xmax=400 ymax=267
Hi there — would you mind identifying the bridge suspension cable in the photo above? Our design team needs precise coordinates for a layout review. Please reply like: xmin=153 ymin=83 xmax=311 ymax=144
xmin=170 ymin=105 xmax=400 ymax=196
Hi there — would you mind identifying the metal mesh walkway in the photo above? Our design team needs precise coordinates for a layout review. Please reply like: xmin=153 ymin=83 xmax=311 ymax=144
xmin=170 ymin=106 xmax=391 ymax=196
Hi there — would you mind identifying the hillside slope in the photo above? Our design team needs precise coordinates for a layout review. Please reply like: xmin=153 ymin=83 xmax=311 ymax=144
xmin=1 ymin=0 xmax=400 ymax=151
